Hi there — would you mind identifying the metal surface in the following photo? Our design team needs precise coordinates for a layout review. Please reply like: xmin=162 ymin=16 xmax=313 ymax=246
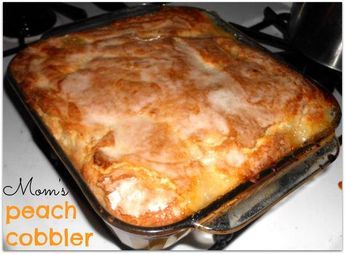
xmin=5 ymin=5 xmax=341 ymax=249
xmin=289 ymin=3 xmax=342 ymax=71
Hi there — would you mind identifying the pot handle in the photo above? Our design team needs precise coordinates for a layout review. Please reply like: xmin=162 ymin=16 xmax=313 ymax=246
xmin=193 ymin=135 xmax=339 ymax=235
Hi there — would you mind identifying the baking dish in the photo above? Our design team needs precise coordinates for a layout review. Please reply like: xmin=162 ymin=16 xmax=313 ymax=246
xmin=5 ymin=5 xmax=341 ymax=249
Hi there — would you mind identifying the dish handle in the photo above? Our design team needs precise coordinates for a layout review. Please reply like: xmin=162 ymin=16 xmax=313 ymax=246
xmin=193 ymin=135 xmax=339 ymax=235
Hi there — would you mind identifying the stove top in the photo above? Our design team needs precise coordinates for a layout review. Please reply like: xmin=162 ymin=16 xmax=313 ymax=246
xmin=2 ymin=2 xmax=342 ymax=251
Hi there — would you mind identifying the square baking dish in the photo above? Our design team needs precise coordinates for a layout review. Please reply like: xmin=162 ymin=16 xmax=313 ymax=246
xmin=5 ymin=5 xmax=341 ymax=249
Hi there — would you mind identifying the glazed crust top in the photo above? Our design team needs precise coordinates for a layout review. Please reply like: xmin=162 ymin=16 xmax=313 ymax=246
xmin=11 ymin=7 xmax=336 ymax=226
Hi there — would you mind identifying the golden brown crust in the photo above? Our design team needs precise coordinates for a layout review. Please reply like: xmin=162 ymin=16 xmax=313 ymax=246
xmin=10 ymin=7 xmax=337 ymax=227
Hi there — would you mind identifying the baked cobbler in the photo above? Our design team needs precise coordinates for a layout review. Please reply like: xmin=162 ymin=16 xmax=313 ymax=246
xmin=10 ymin=7 xmax=337 ymax=227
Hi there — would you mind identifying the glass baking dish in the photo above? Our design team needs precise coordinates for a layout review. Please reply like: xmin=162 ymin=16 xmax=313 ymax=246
xmin=5 ymin=5 xmax=341 ymax=250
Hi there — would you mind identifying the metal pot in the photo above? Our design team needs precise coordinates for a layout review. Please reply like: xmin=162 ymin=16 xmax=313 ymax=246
xmin=289 ymin=3 xmax=342 ymax=72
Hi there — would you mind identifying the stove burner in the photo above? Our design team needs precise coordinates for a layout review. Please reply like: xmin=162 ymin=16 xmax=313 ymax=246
xmin=208 ymin=225 xmax=249 ymax=250
xmin=230 ymin=7 xmax=342 ymax=94
xmin=3 ymin=3 xmax=87 ymax=57
xmin=209 ymin=234 xmax=234 ymax=250
xmin=4 ymin=3 xmax=57 ymax=41
xmin=230 ymin=7 xmax=291 ymax=50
